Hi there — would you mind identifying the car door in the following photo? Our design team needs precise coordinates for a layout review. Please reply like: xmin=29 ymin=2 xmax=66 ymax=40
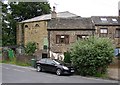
xmin=39 ymin=58 xmax=47 ymax=70
xmin=46 ymin=59 xmax=57 ymax=72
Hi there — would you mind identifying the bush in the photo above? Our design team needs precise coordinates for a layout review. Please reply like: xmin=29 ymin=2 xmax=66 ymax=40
xmin=64 ymin=51 xmax=71 ymax=63
xmin=70 ymin=36 xmax=114 ymax=76
xmin=25 ymin=42 xmax=37 ymax=56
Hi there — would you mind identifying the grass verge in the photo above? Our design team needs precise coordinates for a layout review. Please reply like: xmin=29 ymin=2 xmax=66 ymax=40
xmin=1 ymin=57 xmax=31 ymax=67
xmin=94 ymin=72 xmax=109 ymax=79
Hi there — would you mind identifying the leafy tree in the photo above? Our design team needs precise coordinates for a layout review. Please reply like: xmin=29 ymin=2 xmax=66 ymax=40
xmin=2 ymin=1 xmax=17 ymax=46
xmin=70 ymin=36 xmax=114 ymax=76
xmin=10 ymin=2 xmax=51 ymax=22
xmin=2 ymin=2 xmax=51 ymax=46
xmin=0 ymin=2 xmax=2 ymax=46
xmin=2 ymin=1 xmax=11 ymax=46
xmin=25 ymin=42 xmax=37 ymax=56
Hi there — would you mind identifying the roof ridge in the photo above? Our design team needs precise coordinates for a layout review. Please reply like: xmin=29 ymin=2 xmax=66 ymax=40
xmin=91 ymin=16 xmax=119 ymax=17
xmin=20 ymin=11 xmax=78 ymax=23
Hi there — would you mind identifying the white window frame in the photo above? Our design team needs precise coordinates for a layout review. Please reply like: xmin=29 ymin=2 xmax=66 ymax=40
xmin=61 ymin=36 xmax=65 ymax=38
xmin=77 ymin=35 xmax=89 ymax=39
xmin=100 ymin=28 xmax=108 ymax=34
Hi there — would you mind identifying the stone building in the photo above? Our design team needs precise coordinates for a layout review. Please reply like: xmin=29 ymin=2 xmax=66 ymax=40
xmin=17 ymin=7 xmax=120 ymax=59
xmin=16 ymin=11 xmax=78 ymax=58
xmin=17 ymin=18 xmax=48 ymax=58
xmin=47 ymin=17 xmax=94 ymax=60
xmin=91 ymin=16 xmax=120 ymax=56
xmin=47 ymin=16 xmax=120 ymax=59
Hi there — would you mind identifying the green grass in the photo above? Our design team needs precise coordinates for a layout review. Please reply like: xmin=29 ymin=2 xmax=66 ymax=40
xmin=1 ymin=57 xmax=31 ymax=67
xmin=95 ymin=73 xmax=108 ymax=78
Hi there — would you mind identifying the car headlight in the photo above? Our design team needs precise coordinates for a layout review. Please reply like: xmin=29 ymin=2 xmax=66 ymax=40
xmin=62 ymin=66 xmax=69 ymax=70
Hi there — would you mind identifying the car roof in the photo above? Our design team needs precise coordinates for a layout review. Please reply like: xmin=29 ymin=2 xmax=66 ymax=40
xmin=40 ymin=58 xmax=52 ymax=60
xmin=40 ymin=58 xmax=62 ymax=61
xmin=41 ymin=58 xmax=51 ymax=59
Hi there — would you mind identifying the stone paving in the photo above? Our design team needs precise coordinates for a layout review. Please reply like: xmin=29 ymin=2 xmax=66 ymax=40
xmin=107 ymin=58 xmax=120 ymax=80
xmin=107 ymin=68 xmax=119 ymax=80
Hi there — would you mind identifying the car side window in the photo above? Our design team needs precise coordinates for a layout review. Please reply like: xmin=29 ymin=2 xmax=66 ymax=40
xmin=40 ymin=59 xmax=46 ymax=63
xmin=46 ymin=59 xmax=54 ymax=64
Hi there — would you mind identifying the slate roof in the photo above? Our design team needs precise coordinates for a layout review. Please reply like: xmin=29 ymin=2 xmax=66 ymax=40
xmin=91 ymin=16 xmax=120 ymax=26
xmin=20 ymin=11 xmax=79 ymax=23
xmin=47 ymin=17 xmax=93 ymax=30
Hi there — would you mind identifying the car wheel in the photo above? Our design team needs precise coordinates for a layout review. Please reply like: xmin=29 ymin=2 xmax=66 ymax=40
xmin=36 ymin=66 xmax=42 ymax=72
xmin=56 ymin=69 xmax=62 ymax=76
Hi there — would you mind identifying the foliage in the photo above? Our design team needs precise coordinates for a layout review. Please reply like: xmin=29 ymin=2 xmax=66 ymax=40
xmin=64 ymin=51 xmax=71 ymax=63
xmin=10 ymin=2 xmax=51 ymax=22
xmin=1 ymin=57 xmax=31 ymax=66
xmin=2 ymin=2 xmax=51 ymax=46
xmin=2 ymin=1 xmax=17 ymax=46
xmin=25 ymin=42 xmax=37 ymax=56
xmin=70 ymin=36 xmax=114 ymax=76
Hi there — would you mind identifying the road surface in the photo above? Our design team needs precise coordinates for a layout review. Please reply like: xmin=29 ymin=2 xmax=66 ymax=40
xmin=1 ymin=63 xmax=119 ymax=83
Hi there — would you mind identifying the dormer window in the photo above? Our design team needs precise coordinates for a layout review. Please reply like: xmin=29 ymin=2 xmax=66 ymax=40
xmin=35 ymin=24 xmax=40 ymax=27
xmin=100 ymin=18 xmax=107 ymax=22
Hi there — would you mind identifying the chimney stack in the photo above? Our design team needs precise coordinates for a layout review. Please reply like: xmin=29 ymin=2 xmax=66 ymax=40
xmin=51 ymin=6 xmax=57 ymax=19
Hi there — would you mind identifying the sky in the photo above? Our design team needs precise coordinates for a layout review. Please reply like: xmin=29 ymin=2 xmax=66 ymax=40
xmin=48 ymin=0 xmax=120 ymax=17
xmin=3 ymin=0 xmax=120 ymax=17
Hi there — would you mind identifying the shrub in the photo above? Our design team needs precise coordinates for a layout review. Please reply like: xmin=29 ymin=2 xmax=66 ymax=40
xmin=70 ymin=36 xmax=114 ymax=76
xmin=25 ymin=42 xmax=37 ymax=56
xmin=64 ymin=51 xmax=71 ymax=63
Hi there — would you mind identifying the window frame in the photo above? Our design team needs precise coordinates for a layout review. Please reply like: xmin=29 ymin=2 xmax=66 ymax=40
xmin=115 ymin=28 xmax=120 ymax=38
xmin=100 ymin=28 xmax=108 ymax=34
xmin=25 ymin=25 xmax=28 ymax=28
xmin=35 ymin=24 xmax=40 ymax=27
xmin=77 ymin=35 xmax=89 ymax=40
xmin=56 ymin=35 xmax=69 ymax=44
xmin=99 ymin=28 xmax=108 ymax=37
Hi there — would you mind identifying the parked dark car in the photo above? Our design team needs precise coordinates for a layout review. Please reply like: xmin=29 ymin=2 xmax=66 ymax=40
xmin=35 ymin=58 xmax=75 ymax=76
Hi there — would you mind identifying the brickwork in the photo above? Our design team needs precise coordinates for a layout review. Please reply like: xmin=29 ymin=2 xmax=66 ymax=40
xmin=17 ymin=16 xmax=120 ymax=56
xmin=95 ymin=26 xmax=120 ymax=48
xmin=47 ymin=18 xmax=94 ymax=54
xmin=17 ymin=21 xmax=48 ymax=50
xmin=49 ymin=30 xmax=94 ymax=53
xmin=16 ymin=23 xmax=23 ymax=45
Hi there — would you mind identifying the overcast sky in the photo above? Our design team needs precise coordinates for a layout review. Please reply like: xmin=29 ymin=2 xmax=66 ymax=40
xmin=3 ymin=0 xmax=120 ymax=17
xmin=48 ymin=0 xmax=120 ymax=17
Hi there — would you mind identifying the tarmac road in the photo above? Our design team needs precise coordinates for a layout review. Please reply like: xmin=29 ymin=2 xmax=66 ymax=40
xmin=1 ymin=63 xmax=119 ymax=83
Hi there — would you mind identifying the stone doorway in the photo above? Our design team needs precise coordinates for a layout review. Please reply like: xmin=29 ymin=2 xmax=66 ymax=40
xmin=42 ymin=53 xmax=47 ymax=58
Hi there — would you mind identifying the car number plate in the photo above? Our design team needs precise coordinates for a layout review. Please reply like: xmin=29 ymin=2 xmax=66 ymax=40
xmin=71 ymin=70 xmax=74 ymax=72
